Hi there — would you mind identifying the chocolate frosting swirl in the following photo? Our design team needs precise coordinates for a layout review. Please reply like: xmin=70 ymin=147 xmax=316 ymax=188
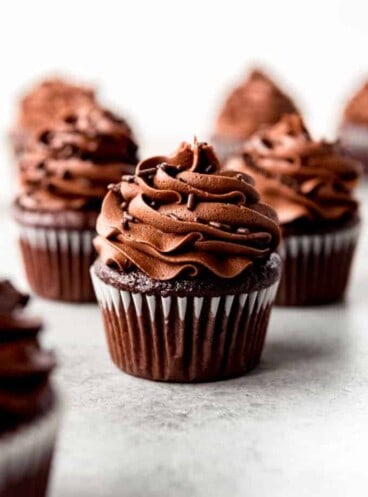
xmin=17 ymin=152 xmax=136 ymax=212
xmin=342 ymin=82 xmax=368 ymax=124
xmin=226 ymin=114 xmax=360 ymax=228
xmin=12 ymin=78 xmax=138 ymax=162
xmin=214 ymin=69 xmax=298 ymax=140
xmin=15 ymin=78 xmax=138 ymax=211
xmin=95 ymin=140 xmax=280 ymax=281
xmin=0 ymin=281 xmax=55 ymax=431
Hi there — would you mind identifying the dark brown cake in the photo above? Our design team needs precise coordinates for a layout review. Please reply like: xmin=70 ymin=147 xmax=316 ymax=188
xmin=91 ymin=140 xmax=281 ymax=382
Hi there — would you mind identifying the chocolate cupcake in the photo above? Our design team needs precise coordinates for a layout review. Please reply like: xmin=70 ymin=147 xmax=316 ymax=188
xmin=0 ymin=280 xmax=59 ymax=497
xmin=339 ymin=81 xmax=368 ymax=174
xmin=91 ymin=140 xmax=281 ymax=382
xmin=226 ymin=114 xmax=361 ymax=306
xmin=13 ymin=78 xmax=138 ymax=302
xmin=212 ymin=69 xmax=298 ymax=163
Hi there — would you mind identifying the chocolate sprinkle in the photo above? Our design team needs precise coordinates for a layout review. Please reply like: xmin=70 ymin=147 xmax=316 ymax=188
xmin=120 ymin=201 xmax=128 ymax=210
xmin=124 ymin=213 xmax=134 ymax=222
xmin=159 ymin=162 xmax=185 ymax=176
xmin=187 ymin=193 xmax=196 ymax=211
xmin=61 ymin=170 xmax=72 ymax=180
xmin=47 ymin=183 xmax=56 ymax=193
xmin=39 ymin=130 xmax=52 ymax=145
xmin=236 ymin=173 xmax=249 ymax=183
xmin=205 ymin=164 xmax=215 ymax=173
xmin=107 ymin=183 xmax=120 ymax=193
xmin=121 ymin=175 xmax=136 ymax=183
xmin=64 ymin=114 xmax=77 ymax=125
xmin=168 ymin=213 xmax=179 ymax=220
xmin=137 ymin=167 xmax=157 ymax=177
xmin=261 ymin=137 xmax=273 ymax=149
xmin=236 ymin=227 xmax=250 ymax=235
xmin=195 ymin=216 xmax=207 ymax=224
xmin=122 ymin=212 xmax=135 ymax=229
xmin=208 ymin=221 xmax=232 ymax=231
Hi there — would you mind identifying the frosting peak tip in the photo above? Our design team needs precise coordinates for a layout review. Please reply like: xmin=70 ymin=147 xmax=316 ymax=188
xmin=214 ymin=68 xmax=298 ymax=140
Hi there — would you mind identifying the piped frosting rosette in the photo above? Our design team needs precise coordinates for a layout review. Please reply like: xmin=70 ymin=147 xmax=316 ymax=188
xmin=95 ymin=140 xmax=281 ymax=281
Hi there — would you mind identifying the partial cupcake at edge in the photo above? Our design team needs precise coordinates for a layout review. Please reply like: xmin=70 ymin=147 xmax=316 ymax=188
xmin=91 ymin=139 xmax=281 ymax=382
xmin=339 ymin=79 xmax=368 ymax=174
xmin=0 ymin=280 xmax=59 ymax=497
xmin=11 ymin=78 xmax=139 ymax=302
xmin=212 ymin=68 xmax=299 ymax=163
xmin=225 ymin=114 xmax=361 ymax=306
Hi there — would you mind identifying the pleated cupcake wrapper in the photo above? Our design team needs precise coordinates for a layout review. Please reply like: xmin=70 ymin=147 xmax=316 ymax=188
xmin=91 ymin=269 xmax=279 ymax=382
xmin=18 ymin=225 xmax=96 ymax=302
xmin=0 ymin=400 xmax=60 ymax=497
xmin=340 ymin=124 xmax=368 ymax=150
xmin=276 ymin=223 xmax=360 ymax=306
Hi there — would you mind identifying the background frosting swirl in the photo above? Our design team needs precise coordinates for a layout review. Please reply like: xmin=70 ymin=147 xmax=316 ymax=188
xmin=0 ymin=281 xmax=55 ymax=430
xmin=18 ymin=152 xmax=136 ymax=211
xmin=15 ymin=78 xmax=138 ymax=211
xmin=214 ymin=70 xmax=298 ymax=140
xmin=95 ymin=140 xmax=280 ymax=281
xmin=226 ymin=114 xmax=360 ymax=226
xmin=12 ymin=78 xmax=138 ymax=161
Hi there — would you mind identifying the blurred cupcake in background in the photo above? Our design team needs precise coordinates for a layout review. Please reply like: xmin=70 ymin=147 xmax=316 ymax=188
xmin=339 ymin=80 xmax=368 ymax=174
xmin=10 ymin=79 xmax=95 ymax=160
xmin=12 ymin=78 xmax=139 ymax=302
xmin=0 ymin=280 xmax=59 ymax=497
xmin=212 ymin=69 xmax=299 ymax=163
xmin=91 ymin=139 xmax=281 ymax=382
xmin=225 ymin=114 xmax=361 ymax=306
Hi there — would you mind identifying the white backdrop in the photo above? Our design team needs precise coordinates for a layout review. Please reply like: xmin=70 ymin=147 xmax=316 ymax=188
xmin=1 ymin=5 xmax=368 ymax=496
xmin=1 ymin=0 xmax=368 ymax=197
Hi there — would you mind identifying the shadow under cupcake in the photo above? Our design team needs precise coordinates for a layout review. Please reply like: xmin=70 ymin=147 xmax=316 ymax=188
xmin=11 ymin=78 xmax=138 ymax=302
xmin=226 ymin=114 xmax=361 ymax=306
xmin=91 ymin=140 xmax=281 ymax=382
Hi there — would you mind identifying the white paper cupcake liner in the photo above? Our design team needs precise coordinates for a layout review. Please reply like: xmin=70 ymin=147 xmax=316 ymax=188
xmin=277 ymin=223 xmax=360 ymax=306
xmin=339 ymin=124 xmax=368 ymax=173
xmin=91 ymin=268 xmax=279 ymax=382
xmin=0 ymin=399 xmax=60 ymax=497
xmin=18 ymin=225 xmax=96 ymax=302
xmin=340 ymin=123 xmax=368 ymax=150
